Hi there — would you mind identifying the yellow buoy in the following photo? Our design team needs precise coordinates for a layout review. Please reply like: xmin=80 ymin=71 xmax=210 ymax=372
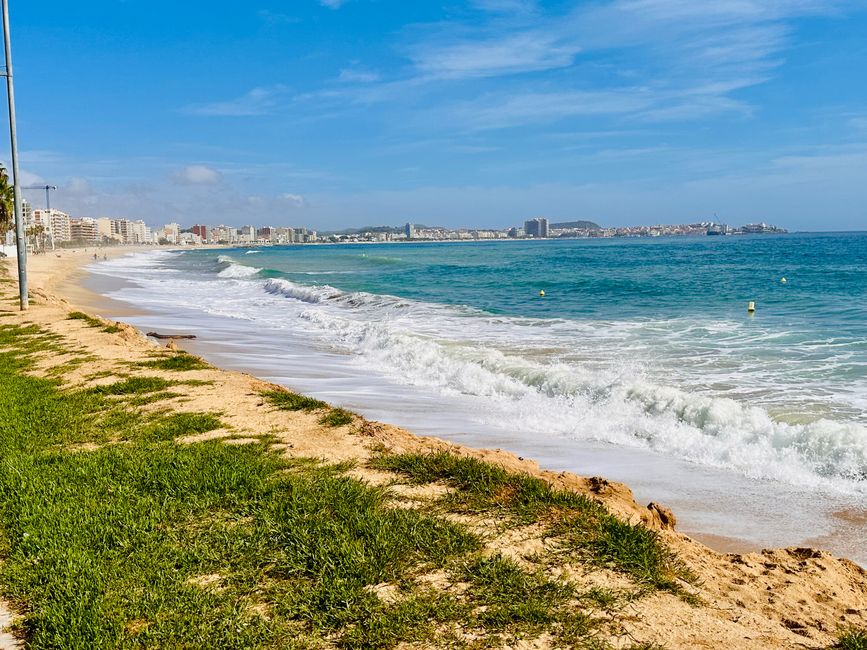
xmin=747 ymin=301 xmax=756 ymax=313
xmin=539 ymin=290 xmax=545 ymax=297
xmin=780 ymin=277 xmax=787 ymax=284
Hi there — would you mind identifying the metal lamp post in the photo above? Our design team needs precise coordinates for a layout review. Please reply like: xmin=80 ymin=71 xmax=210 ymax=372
xmin=1 ymin=0 xmax=26 ymax=310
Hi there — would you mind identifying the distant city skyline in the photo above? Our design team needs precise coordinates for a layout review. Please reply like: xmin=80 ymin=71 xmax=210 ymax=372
xmin=3 ymin=2 xmax=867 ymax=231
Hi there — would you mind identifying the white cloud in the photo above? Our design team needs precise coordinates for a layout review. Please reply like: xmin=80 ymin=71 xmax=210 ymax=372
xmin=320 ymin=0 xmax=344 ymax=8
xmin=281 ymin=193 xmax=305 ymax=206
xmin=172 ymin=165 xmax=222 ymax=185
xmin=412 ymin=32 xmax=580 ymax=80
xmin=338 ymin=68 xmax=380 ymax=83
xmin=182 ymin=86 xmax=285 ymax=117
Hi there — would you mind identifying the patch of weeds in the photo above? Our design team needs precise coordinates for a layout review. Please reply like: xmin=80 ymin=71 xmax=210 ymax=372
xmin=555 ymin=611 xmax=608 ymax=649
xmin=371 ymin=451 xmax=592 ymax=522
xmin=44 ymin=356 xmax=89 ymax=377
xmin=580 ymin=586 xmax=636 ymax=610
xmin=319 ymin=408 xmax=355 ymax=428
xmin=338 ymin=591 xmax=469 ymax=649
xmin=67 ymin=310 xmax=120 ymax=333
xmin=140 ymin=412 xmax=225 ymax=441
xmin=461 ymin=553 xmax=574 ymax=633
xmin=373 ymin=452 xmax=698 ymax=600
xmin=138 ymin=353 xmax=211 ymax=372
xmin=836 ymin=629 xmax=867 ymax=650
xmin=561 ymin=514 xmax=699 ymax=600
xmin=261 ymin=388 xmax=328 ymax=412
xmin=84 ymin=370 xmax=118 ymax=381
xmin=0 ymin=323 xmax=67 ymax=359
xmin=126 ymin=391 xmax=183 ymax=406
xmin=91 ymin=376 xmax=176 ymax=396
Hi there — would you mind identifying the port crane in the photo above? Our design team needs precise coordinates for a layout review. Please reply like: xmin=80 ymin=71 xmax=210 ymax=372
xmin=23 ymin=184 xmax=57 ymax=210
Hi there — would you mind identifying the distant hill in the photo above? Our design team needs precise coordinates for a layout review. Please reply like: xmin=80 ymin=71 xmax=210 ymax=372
xmin=324 ymin=224 xmax=446 ymax=236
xmin=550 ymin=220 xmax=601 ymax=230
xmin=324 ymin=225 xmax=403 ymax=235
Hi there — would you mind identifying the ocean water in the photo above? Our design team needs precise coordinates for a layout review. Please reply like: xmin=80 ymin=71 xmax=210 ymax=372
xmin=86 ymin=233 xmax=867 ymax=559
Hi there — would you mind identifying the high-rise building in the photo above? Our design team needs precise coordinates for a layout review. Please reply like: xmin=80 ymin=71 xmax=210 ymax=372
xmin=191 ymin=224 xmax=208 ymax=241
xmin=70 ymin=217 xmax=100 ymax=242
xmin=523 ymin=218 xmax=549 ymax=238
xmin=405 ymin=223 xmax=415 ymax=239
xmin=33 ymin=209 xmax=72 ymax=243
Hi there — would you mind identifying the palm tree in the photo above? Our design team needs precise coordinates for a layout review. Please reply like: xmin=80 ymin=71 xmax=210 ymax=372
xmin=0 ymin=165 xmax=15 ymax=235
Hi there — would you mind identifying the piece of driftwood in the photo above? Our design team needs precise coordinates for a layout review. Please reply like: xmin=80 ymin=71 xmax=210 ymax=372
xmin=146 ymin=332 xmax=197 ymax=340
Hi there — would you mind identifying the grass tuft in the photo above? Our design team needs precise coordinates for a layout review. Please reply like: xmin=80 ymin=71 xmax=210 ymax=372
xmin=836 ymin=629 xmax=867 ymax=650
xmin=319 ymin=408 xmax=355 ymax=428
xmin=138 ymin=353 xmax=211 ymax=372
xmin=68 ymin=311 xmax=122 ymax=334
xmin=261 ymin=389 xmax=328 ymax=412
xmin=141 ymin=412 xmax=225 ymax=441
xmin=461 ymin=553 xmax=574 ymax=631
xmin=91 ymin=376 xmax=176 ymax=395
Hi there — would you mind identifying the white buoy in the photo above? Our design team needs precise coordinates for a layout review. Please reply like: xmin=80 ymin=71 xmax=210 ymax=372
xmin=747 ymin=301 xmax=756 ymax=313
xmin=539 ymin=290 xmax=545 ymax=297
xmin=780 ymin=277 xmax=787 ymax=284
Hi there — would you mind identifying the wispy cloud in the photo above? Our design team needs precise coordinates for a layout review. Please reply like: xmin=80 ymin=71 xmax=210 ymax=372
xmin=338 ymin=68 xmax=380 ymax=83
xmin=182 ymin=86 xmax=286 ymax=117
xmin=470 ymin=0 xmax=538 ymax=14
xmin=172 ymin=165 xmax=222 ymax=185
xmin=320 ymin=0 xmax=344 ymax=8
xmin=410 ymin=31 xmax=580 ymax=80
xmin=281 ymin=193 xmax=305 ymax=206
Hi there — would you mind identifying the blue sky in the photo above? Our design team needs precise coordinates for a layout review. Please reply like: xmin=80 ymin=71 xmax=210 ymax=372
xmin=4 ymin=0 xmax=867 ymax=230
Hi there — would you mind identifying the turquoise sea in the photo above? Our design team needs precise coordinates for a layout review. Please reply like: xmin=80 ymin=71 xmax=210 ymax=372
xmin=88 ymin=232 xmax=867 ymax=560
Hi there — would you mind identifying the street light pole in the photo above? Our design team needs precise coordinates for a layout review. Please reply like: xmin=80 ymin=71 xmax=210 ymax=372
xmin=2 ymin=0 xmax=26 ymax=310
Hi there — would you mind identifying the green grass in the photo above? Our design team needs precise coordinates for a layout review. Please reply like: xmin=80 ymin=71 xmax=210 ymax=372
xmin=836 ymin=629 xmax=867 ymax=650
xmin=372 ymin=451 xmax=698 ymax=598
xmin=91 ymin=376 xmax=176 ymax=396
xmin=137 ymin=353 xmax=211 ymax=372
xmin=139 ymin=412 xmax=225 ymax=441
xmin=0 ymin=325 xmax=483 ymax=648
xmin=461 ymin=553 xmax=574 ymax=631
xmin=319 ymin=408 xmax=355 ymax=428
xmin=67 ymin=311 xmax=122 ymax=334
xmin=261 ymin=388 xmax=328 ymax=412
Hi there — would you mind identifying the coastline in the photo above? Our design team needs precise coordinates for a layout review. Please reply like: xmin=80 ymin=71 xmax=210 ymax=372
xmin=1 ymin=248 xmax=866 ymax=647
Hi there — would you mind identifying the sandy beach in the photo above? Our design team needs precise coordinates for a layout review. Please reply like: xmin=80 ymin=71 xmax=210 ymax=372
xmin=1 ymin=247 xmax=866 ymax=648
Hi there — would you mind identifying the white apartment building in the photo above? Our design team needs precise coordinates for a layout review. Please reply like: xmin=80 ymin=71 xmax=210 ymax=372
xmin=33 ymin=209 xmax=72 ymax=244
xmin=163 ymin=222 xmax=181 ymax=244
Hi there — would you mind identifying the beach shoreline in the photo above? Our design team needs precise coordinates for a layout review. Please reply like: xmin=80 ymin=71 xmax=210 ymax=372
xmin=2 ymin=247 xmax=866 ymax=647
xmin=36 ymin=247 xmax=765 ymax=556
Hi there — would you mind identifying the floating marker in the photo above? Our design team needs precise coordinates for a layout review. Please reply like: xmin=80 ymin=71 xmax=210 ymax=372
xmin=780 ymin=277 xmax=787 ymax=284
xmin=539 ymin=290 xmax=545 ymax=297
xmin=747 ymin=301 xmax=756 ymax=313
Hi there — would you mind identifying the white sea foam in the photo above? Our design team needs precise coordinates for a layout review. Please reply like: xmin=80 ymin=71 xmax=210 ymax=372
xmin=218 ymin=263 xmax=262 ymax=278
